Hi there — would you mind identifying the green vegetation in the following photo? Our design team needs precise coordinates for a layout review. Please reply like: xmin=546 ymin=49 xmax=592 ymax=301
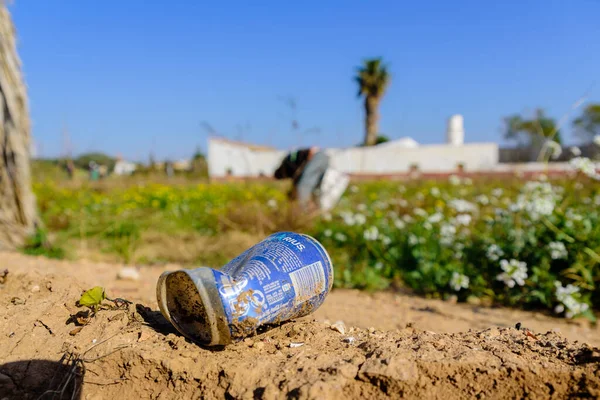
xmin=504 ymin=109 xmax=562 ymax=145
xmin=78 ymin=286 xmax=106 ymax=313
xmin=30 ymin=175 xmax=600 ymax=320
xmin=573 ymin=103 xmax=600 ymax=142
xmin=74 ymin=152 xmax=117 ymax=171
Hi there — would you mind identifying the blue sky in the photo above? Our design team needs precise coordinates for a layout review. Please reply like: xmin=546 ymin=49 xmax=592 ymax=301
xmin=10 ymin=0 xmax=600 ymax=161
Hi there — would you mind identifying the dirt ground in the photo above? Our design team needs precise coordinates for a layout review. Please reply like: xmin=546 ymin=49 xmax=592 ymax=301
xmin=1 ymin=252 xmax=599 ymax=399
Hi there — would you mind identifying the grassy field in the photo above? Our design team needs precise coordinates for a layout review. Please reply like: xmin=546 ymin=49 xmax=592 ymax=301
xmin=29 ymin=172 xmax=600 ymax=320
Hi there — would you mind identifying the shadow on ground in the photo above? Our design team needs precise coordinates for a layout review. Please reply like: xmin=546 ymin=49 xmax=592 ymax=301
xmin=0 ymin=358 xmax=83 ymax=400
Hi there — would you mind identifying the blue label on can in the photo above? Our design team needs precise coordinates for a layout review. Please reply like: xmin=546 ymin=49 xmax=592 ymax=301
xmin=212 ymin=232 xmax=333 ymax=339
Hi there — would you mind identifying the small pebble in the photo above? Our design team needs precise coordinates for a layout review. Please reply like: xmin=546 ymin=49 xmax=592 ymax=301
xmin=331 ymin=321 xmax=346 ymax=335
xmin=343 ymin=337 xmax=355 ymax=344
xmin=289 ymin=342 xmax=304 ymax=348
xmin=11 ymin=297 xmax=25 ymax=305
xmin=92 ymin=339 xmax=97 ymax=344
xmin=243 ymin=338 xmax=254 ymax=347
xmin=31 ymin=285 xmax=40 ymax=293
xmin=368 ymin=327 xmax=375 ymax=333
xmin=117 ymin=267 xmax=140 ymax=281
xmin=253 ymin=341 xmax=265 ymax=350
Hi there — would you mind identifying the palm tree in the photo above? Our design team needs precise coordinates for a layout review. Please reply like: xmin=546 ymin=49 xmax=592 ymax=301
xmin=355 ymin=58 xmax=391 ymax=146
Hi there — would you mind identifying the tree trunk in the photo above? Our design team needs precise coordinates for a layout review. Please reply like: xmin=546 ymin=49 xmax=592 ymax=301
xmin=0 ymin=6 xmax=37 ymax=250
xmin=364 ymin=96 xmax=379 ymax=146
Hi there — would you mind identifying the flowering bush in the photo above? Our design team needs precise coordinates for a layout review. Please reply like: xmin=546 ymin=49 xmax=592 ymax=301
xmin=33 ymin=169 xmax=600 ymax=320
xmin=315 ymin=175 xmax=600 ymax=320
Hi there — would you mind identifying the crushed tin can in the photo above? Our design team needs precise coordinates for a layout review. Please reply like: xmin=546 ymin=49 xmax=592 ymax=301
xmin=156 ymin=232 xmax=333 ymax=346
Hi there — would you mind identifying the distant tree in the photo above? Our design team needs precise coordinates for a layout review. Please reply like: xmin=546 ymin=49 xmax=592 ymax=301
xmin=573 ymin=104 xmax=600 ymax=142
xmin=74 ymin=152 xmax=117 ymax=172
xmin=355 ymin=58 xmax=391 ymax=146
xmin=148 ymin=152 xmax=156 ymax=170
xmin=192 ymin=146 xmax=205 ymax=160
xmin=357 ymin=134 xmax=390 ymax=147
xmin=503 ymin=109 xmax=562 ymax=145
xmin=375 ymin=134 xmax=390 ymax=145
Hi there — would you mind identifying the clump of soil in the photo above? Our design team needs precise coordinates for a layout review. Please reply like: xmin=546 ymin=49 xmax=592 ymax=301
xmin=0 ymin=256 xmax=599 ymax=399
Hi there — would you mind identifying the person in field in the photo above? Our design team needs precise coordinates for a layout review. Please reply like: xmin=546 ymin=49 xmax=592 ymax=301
xmin=274 ymin=147 xmax=330 ymax=208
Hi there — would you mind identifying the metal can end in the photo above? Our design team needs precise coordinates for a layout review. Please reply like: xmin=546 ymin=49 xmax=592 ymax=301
xmin=156 ymin=268 xmax=231 ymax=347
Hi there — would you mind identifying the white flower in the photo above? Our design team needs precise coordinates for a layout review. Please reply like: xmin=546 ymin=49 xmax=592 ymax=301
xmin=430 ymin=187 xmax=441 ymax=197
xmin=394 ymin=219 xmax=406 ymax=230
xmin=354 ymin=213 xmax=367 ymax=225
xmin=548 ymin=241 xmax=567 ymax=260
xmin=476 ymin=194 xmax=489 ymax=205
xmin=496 ymin=259 xmax=528 ymax=288
xmin=416 ymin=193 xmax=425 ymax=201
xmin=322 ymin=212 xmax=332 ymax=221
xmin=594 ymin=135 xmax=600 ymax=147
xmin=464 ymin=178 xmax=473 ymax=186
xmin=440 ymin=224 xmax=456 ymax=236
xmin=554 ymin=281 xmax=589 ymax=318
xmin=544 ymin=140 xmax=562 ymax=160
xmin=350 ymin=185 xmax=359 ymax=193
xmin=374 ymin=261 xmax=384 ymax=271
xmin=267 ymin=199 xmax=277 ymax=209
xmin=448 ymin=199 xmax=477 ymax=213
xmin=363 ymin=226 xmax=379 ymax=241
xmin=381 ymin=235 xmax=392 ymax=246
xmin=414 ymin=208 xmax=428 ymax=218
xmin=340 ymin=211 xmax=355 ymax=226
xmin=439 ymin=224 xmax=456 ymax=246
xmin=398 ymin=185 xmax=406 ymax=193
xmin=357 ymin=203 xmax=367 ymax=212
xmin=334 ymin=232 xmax=347 ymax=242
xmin=528 ymin=197 xmax=555 ymax=219
xmin=408 ymin=234 xmax=419 ymax=246
xmin=486 ymin=244 xmax=504 ymax=262
xmin=402 ymin=214 xmax=414 ymax=223
xmin=512 ymin=181 xmax=558 ymax=220
xmin=454 ymin=214 xmax=472 ymax=226
xmin=423 ymin=222 xmax=433 ymax=230
xmin=397 ymin=199 xmax=408 ymax=207
xmin=570 ymin=156 xmax=599 ymax=179
xmin=324 ymin=229 xmax=332 ymax=237
xmin=554 ymin=304 xmax=565 ymax=314
xmin=449 ymin=175 xmax=461 ymax=186
xmin=428 ymin=212 xmax=444 ymax=223
xmin=449 ymin=272 xmax=469 ymax=291
xmin=570 ymin=146 xmax=581 ymax=156
xmin=373 ymin=200 xmax=387 ymax=210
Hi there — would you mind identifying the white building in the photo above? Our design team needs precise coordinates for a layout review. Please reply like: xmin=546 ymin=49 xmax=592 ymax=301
xmin=207 ymin=115 xmax=500 ymax=178
xmin=113 ymin=160 xmax=137 ymax=176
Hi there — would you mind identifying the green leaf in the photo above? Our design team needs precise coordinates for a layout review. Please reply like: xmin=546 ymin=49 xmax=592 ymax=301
xmin=79 ymin=286 xmax=106 ymax=308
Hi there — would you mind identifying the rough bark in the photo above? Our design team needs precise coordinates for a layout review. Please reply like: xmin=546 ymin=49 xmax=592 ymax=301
xmin=0 ymin=5 xmax=37 ymax=250
xmin=364 ymin=96 xmax=379 ymax=146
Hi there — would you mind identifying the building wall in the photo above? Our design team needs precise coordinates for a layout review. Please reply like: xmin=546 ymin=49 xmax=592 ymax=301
xmin=208 ymin=138 xmax=286 ymax=177
xmin=208 ymin=138 xmax=499 ymax=178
